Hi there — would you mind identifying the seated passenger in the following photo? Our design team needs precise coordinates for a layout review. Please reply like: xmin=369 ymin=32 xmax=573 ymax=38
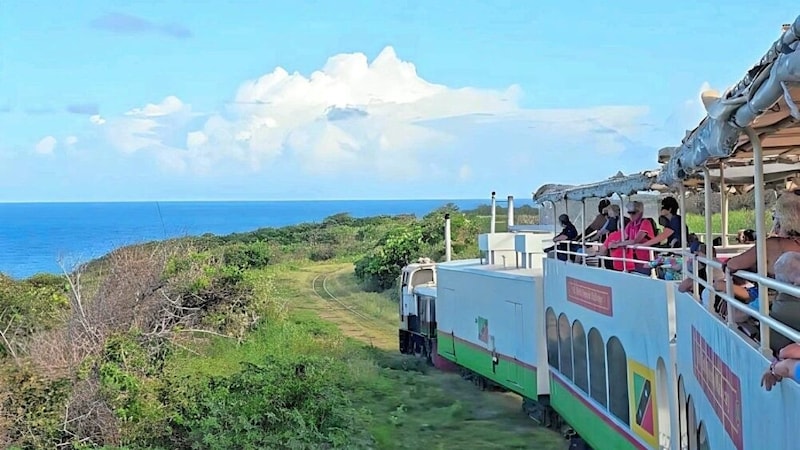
xmin=590 ymin=204 xmax=621 ymax=243
xmin=736 ymin=229 xmax=756 ymax=245
xmin=721 ymin=190 xmax=800 ymax=278
xmin=768 ymin=251 xmax=800 ymax=355
xmin=545 ymin=214 xmax=579 ymax=261
xmin=586 ymin=201 xmax=654 ymax=273
xmin=678 ymin=240 xmax=710 ymax=294
xmin=577 ymin=199 xmax=611 ymax=242
xmin=638 ymin=196 xmax=688 ymax=249
xmin=761 ymin=342 xmax=800 ymax=391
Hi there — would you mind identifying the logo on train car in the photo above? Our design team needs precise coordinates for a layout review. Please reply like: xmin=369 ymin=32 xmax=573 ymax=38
xmin=692 ymin=327 xmax=743 ymax=450
xmin=477 ymin=317 xmax=489 ymax=343
xmin=627 ymin=359 xmax=658 ymax=448
xmin=565 ymin=277 xmax=613 ymax=316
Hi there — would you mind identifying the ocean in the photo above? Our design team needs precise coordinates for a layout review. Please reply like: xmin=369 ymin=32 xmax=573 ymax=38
xmin=0 ymin=199 xmax=491 ymax=279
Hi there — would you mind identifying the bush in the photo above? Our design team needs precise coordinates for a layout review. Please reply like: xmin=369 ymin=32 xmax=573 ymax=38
xmin=222 ymin=241 xmax=271 ymax=270
xmin=165 ymin=356 xmax=371 ymax=449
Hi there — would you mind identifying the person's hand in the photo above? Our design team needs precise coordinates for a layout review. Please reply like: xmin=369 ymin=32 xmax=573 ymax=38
xmin=761 ymin=369 xmax=782 ymax=391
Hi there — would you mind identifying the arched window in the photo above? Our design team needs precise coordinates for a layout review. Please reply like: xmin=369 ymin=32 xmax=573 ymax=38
xmin=687 ymin=396 xmax=698 ymax=450
xmin=698 ymin=421 xmax=710 ymax=450
xmin=678 ymin=375 xmax=688 ymax=450
xmin=587 ymin=328 xmax=607 ymax=407
xmin=546 ymin=308 xmax=559 ymax=369
xmin=606 ymin=336 xmax=629 ymax=425
xmin=558 ymin=313 xmax=573 ymax=380
xmin=572 ymin=320 xmax=588 ymax=393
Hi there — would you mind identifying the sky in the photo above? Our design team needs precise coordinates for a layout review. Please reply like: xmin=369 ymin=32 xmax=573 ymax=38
xmin=0 ymin=1 xmax=798 ymax=202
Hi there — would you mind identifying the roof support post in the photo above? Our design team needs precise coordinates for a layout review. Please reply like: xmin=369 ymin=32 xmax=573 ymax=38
xmin=744 ymin=126 xmax=770 ymax=356
xmin=720 ymin=163 xmax=729 ymax=247
xmin=490 ymin=191 xmax=497 ymax=234
xmin=581 ymin=199 xmax=587 ymax=265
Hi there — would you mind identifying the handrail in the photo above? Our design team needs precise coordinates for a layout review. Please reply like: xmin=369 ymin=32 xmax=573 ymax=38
xmin=686 ymin=254 xmax=800 ymax=346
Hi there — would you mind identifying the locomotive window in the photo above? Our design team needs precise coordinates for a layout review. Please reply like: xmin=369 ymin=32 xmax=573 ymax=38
xmin=572 ymin=320 xmax=588 ymax=394
xmin=606 ymin=336 xmax=629 ymax=425
xmin=558 ymin=313 xmax=573 ymax=380
xmin=587 ymin=328 xmax=607 ymax=408
xmin=546 ymin=308 xmax=559 ymax=370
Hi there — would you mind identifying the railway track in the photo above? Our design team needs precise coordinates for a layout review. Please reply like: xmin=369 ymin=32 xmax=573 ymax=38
xmin=307 ymin=268 xmax=394 ymax=349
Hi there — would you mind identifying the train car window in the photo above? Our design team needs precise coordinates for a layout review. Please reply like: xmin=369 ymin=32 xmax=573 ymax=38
xmin=558 ymin=314 xmax=573 ymax=380
xmin=572 ymin=320 xmax=588 ymax=394
xmin=546 ymin=308 xmax=559 ymax=370
xmin=678 ymin=375 xmax=688 ymax=450
xmin=587 ymin=328 xmax=607 ymax=408
xmin=697 ymin=421 xmax=710 ymax=450
xmin=606 ymin=336 xmax=629 ymax=425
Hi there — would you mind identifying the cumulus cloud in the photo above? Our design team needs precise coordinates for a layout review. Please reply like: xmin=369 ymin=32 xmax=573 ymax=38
xmin=35 ymin=136 xmax=57 ymax=155
xmin=89 ymin=13 xmax=192 ymax=39
xmin=53 ymin=46 xmax=690 ymax=196
xmin=65 ymin=136 xmax=79 ymax=146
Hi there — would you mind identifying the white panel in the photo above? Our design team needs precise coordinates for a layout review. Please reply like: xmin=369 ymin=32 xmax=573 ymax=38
xmin=674 ymin=288 xmax=800 ymax=450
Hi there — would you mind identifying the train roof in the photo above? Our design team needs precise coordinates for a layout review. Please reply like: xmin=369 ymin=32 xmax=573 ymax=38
xmin=659 ymin=16 xmax=800 ymax=186
xmin=437 ymin=259 xmax=540 ymax=280
xmin=413 ymin=284 xmax=437 ymax=298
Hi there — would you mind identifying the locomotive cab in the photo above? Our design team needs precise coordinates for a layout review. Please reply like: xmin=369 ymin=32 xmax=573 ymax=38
xmin=398 ymin=258 xmax=437 ymax=357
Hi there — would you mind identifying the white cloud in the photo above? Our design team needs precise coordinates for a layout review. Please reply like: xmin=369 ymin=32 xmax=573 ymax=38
xmin=35 ymin=136 xmax=57 ymax=155
xmin=42 ymin=46 xmax=698 ymax=198
xmin=65 ymin=136 xmax=79 ymax=146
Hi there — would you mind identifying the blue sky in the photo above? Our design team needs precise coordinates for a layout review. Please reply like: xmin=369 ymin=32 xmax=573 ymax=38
xmin=1 ymin=1 xmax=798 ymax=201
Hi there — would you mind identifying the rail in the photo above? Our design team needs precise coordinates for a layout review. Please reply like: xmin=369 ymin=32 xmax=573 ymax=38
xmin=683 ymin=253 xmax=800 ymax=354
xmin=547 ymin=240 xmax=692 ymax=279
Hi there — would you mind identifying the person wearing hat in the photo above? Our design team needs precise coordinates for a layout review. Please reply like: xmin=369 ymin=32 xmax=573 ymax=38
xmin=604 ymin=201 xmax=655 ymax=273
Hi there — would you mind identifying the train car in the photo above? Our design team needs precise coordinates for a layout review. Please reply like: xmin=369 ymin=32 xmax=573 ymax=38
xmin=397 ymin=14 xmax=800 ymax=450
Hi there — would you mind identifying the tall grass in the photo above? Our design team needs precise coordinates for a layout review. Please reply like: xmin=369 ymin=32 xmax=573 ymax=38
xmin=685 ymin=210 xmax=771 ymax=236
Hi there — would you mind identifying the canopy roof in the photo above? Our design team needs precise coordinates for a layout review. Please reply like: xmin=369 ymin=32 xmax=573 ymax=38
xmin=533 ymin=170 xmax=663 ymax=204
xmin=659 ymin=17 xmax=800 ymax=185
xmin=533 ymin=161 xmax=800 ymax=205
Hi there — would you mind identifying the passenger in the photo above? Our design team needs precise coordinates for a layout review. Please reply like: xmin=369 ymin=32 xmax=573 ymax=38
xmin=761 ymin=342 xmax=800 ymax=391
xmin=720 ymin=190 xmax=800 ymax=278
xmin=577 ymin=199 xmax=611 ymax=242
xmin=545 ymin=214 xmax=579 ymax=262
xmin=768 ymin=251 xmax=800 ymax=354
xmin=638 ymin=196 xmax=688 ymax=249
xmin=736 ymin=229 xmax=756 ymax=244
xmin=590 ymin=204 xmax=620 ymax=244
xmin=678 ymin=240 xmax=710 ymax=295
xmin=610 ymin=201 xmax=656 ymax=274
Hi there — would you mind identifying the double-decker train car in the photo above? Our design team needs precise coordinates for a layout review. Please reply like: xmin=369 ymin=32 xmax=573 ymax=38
xmin=399 ymin=15 xmax=800 ymax=450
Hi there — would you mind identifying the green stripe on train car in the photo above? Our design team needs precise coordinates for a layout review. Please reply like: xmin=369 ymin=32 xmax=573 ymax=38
xmin=437 ymin=332 xmax=537 ymax=399
xmin=550 ymin=377 xmax=644 ymax=450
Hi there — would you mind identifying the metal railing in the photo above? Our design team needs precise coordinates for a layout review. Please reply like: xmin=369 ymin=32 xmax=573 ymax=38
xmin=683 ymin=253 xmax=800 ymax=355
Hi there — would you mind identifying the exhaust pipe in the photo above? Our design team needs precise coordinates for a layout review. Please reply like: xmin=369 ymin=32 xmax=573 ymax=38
xmin=490 ymin=191 xmax=497 ymax=233
xmin=444 ymin=213 xmax=452 ymax=262
xmin=507 ymin=195 xmax=515 ymax=228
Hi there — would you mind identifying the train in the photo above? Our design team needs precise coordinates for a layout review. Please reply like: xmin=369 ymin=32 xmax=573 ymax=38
xmin=398 ymin=16 xmax=800 ymax=450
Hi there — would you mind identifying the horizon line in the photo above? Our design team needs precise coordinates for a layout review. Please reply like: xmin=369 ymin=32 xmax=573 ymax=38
xmin=0 ymin=197 xmax=535 ymax=205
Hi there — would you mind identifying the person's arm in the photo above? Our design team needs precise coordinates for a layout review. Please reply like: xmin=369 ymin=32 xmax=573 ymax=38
xmin=722 ymin=238 xmax=777 ymax=273
xmin=640 ymin=228 xmax=674 ymax=247
xmin=614 ymin=222 xmax=653 ymax=248
xmin=779 ymin=343 xmax=800 ymax=359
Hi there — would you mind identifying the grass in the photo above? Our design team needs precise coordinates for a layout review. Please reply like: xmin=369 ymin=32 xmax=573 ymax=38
xmin=685 ymin=210 xmax=770 ymax=236
xmin=164 ymin=262 xmax=567 ymax=450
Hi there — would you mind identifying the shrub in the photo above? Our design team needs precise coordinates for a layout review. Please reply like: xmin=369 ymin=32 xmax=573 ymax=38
xmin=222 ymin=241 xmax=271 ymax=270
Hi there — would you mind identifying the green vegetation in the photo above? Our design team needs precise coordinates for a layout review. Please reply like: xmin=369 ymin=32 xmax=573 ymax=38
xmin=0 ymin=204 xmax=566 ymax=449
xmin=685 ymin=209 xmax=771 ymax=238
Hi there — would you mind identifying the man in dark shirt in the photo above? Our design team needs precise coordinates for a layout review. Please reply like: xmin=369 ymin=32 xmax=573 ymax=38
xmin=639 ymin=196 xmax=688 ymax=248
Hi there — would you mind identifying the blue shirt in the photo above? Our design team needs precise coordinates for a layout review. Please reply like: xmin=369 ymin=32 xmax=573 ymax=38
xmin=666 ymin=214 xmax=687 ymax=247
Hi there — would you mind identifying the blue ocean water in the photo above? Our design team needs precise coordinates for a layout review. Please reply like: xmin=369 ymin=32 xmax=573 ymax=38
xmin=0 ymin=200 xmax=489 ymax=279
